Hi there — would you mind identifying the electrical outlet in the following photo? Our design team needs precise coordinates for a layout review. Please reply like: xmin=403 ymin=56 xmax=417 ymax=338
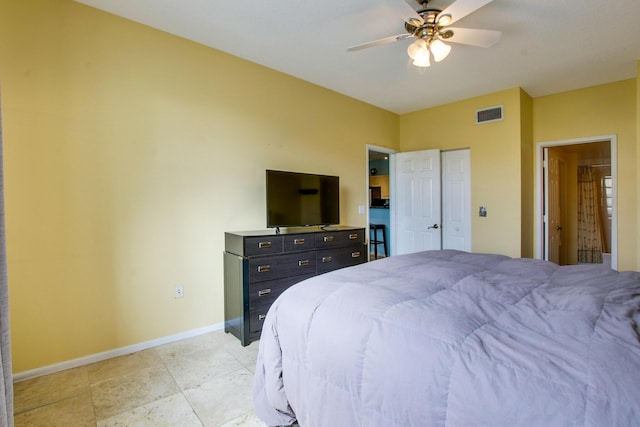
xmin=174 ymin=284 xmax=184 ymax=298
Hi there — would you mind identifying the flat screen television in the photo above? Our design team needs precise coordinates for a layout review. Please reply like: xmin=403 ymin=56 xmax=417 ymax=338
xmin=266 ymin=170 xmax=340 ymax=229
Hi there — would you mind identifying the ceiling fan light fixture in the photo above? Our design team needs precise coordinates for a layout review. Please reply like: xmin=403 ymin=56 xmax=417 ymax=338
xmin=407 ymin=39 xmax=430 ymax=67
xmin=430 ymin=39 xmax=451 ymax=62
xmin=412 ymin=55 xmax=431 ymax=67
xmin=437 ymin=14 xmax=452 ymax=26
xmin=407 ymin=38 xmax=427 ymax=58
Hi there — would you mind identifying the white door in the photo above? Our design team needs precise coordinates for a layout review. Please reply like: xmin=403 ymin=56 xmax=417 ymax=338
xmin=392 ymin=149 xmax=442 ymax=255
xmin=442 ymin=150 xmax=471 ymax=251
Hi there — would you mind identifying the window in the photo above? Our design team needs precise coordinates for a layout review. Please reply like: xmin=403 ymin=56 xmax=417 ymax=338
xmin=601 ymin=176 xmax=612 ymax=219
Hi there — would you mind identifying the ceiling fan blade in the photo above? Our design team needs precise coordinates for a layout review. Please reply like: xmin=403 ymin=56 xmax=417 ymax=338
xmin=347 ymin=34 xmax=413 ymax=51
xmin=439 ymin=0 xmax=494 ymax=25
xmin=384 ymin=0 xmax=423 ymax=26
xmin=446 ymin=27 xmax=501 ymax=48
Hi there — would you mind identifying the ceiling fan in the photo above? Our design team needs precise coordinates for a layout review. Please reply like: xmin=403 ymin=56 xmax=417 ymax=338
xmin=348 ymin=0 xmax=501 ymax=67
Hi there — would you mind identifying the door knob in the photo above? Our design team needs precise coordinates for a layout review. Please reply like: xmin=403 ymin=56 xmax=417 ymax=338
xmin=427 ymin=224 xmax=439 ymax=230
xmin=556 ymin=226 xmax=563 ymax=231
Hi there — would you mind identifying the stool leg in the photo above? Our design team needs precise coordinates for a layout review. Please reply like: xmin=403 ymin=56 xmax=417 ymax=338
xmin=373 ymin=227 xmax=378 ymax=259
xmin=382 ymin=228 xmax=387 ymax=257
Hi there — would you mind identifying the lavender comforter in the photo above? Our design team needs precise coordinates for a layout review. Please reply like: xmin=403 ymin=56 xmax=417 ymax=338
xmin=253 ymin=250 xmax=640 ymax=426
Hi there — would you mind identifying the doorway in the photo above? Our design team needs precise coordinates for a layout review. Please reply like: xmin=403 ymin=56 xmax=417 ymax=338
xmin=367 ymin=146 xmax=395 ymax=260
xmin=536 ymin=135 xmax=617 ymax=269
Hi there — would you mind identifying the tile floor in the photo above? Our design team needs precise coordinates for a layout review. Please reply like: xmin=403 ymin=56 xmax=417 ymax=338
xmin=13 ymin=330 xmax=268 ymax=427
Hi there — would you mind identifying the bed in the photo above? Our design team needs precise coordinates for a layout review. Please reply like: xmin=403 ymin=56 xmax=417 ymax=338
xmin=252 ymin=250 xmax=640 ymax=427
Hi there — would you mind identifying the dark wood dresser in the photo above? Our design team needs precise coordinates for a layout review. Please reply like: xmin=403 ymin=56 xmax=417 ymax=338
xmin=224 ymin=226 xmax=366 ymax=345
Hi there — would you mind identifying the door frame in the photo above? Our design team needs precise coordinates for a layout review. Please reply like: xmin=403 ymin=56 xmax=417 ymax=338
xmin=535 ymin=134 xmax=617 ymax=269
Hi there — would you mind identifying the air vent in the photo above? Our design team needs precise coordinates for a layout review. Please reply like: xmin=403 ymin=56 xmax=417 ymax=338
xmin=476 ymin=105 xmax=503 ymax=124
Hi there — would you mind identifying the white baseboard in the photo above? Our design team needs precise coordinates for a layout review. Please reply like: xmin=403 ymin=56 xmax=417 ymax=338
xmin=13 ymin=322 xmax=225 ymax=383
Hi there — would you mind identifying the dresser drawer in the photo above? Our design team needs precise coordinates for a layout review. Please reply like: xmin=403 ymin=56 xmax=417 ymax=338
xmin=244 ymin=236 xmax=283 ymax=256
xmin=248 ymin=274 xmax=315 ymax=307
xmin=249 ymin=252 xmax=317 ymax=283
xmin=315 ymin=230 xmax=363 ymax=248
xmin=283 ymin=234 xmax=316 ymax=252
xmin=317 ymin=245 xmax=365 ymax=273
xmin=249 ymin=304 xmax=270 ymax=333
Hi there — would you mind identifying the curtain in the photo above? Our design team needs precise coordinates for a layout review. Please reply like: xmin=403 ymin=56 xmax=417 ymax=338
xmin=0 ymin=93 xmax=14 ymax=426
xmin=577 ymin=166 xmax=604 ymax=263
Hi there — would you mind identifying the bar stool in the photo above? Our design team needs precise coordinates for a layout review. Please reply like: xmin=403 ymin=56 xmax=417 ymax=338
xmin=369 ymin=224 xmax=387 ymax=259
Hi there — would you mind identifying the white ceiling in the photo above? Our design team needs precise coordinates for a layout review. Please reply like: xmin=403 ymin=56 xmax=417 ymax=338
xmin=74 ymin=0 xmax=640 ymax=114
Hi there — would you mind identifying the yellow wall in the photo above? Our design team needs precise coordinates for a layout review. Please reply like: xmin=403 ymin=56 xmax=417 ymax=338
xmin=0 ymin=0 xmax=399 ymax=372
xmin=533 ymin=79 xmax=637 ymax=270
xmin=400 ymin=88 xmax=525 ymax=257
xmin=1 ymin=0 xmax=639 ymax=374
xmin=637 ymin=62 xmax=640 ymax=269
xmin=397 ymin=80 xmax=638 ymax=268
xmin=519 ymin=89 xmax=534 ymax=258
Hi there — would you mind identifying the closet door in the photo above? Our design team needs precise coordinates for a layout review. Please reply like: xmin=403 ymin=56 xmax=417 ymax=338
xmin=392 ymin=149 xmax=441 ymax=255
xmin=442 ymin=149 xmax=471 ymax=251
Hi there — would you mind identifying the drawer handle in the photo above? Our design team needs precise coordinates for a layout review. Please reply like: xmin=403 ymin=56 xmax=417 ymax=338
xmin=322 ymin=256 xmax=333 ymax=263
xmin=323 ymin=236 xmax=334 ymax=242
xmin=258 ymin=289 xmax=271 ymax=296
xmin=349 ymin=233 xmax=359 ymax=240
xmin=298 ymin=259 xmax=310 ymax=267
xmin=293 ymin=238 xmax=305 ymax=245
xmin=257 ymin=265 xmax=271 ymax=273
xmin=258 ymin=241 xmax=272 ymax=249
xmin=351 ymin=251 xmax=361 ymax=258
xmin=258 ymin=314 xmax=266 ymax=321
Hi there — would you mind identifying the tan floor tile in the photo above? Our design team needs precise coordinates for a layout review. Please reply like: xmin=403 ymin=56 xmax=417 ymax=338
xmin=96 ymin=392 xmax=203 ymax=427
xmin=233 ymin=347 xmax=259 ymax=372
xmin=13 ymin=367 xmax=89 ymax=414
xmin=212 ymin=332 xmax=260 ymax=371
xmin=14 ymin=392 xmax=95 ymax=427
xmin=156 ymin=333 xmax=218 ymax=362
xmin=163 ymin=346 xmax=244 ymax=390
xmin=219 ymin=411 xmax=268 ymax=427
xmin=14 ymin=331 xmax=267 ymax=427
xmin=88 ymin=349 xmax=162 ymax=384
xmin=184 ymin=368 xmax=254 ymax=427
xmin=210 ymin=330 xmax=246 ymax=347
xmin=91 ymin=364 xmax=180 ymax=420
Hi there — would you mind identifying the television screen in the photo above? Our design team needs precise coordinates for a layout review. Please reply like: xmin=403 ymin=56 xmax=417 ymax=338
xmin=266 ymin=170 xmax=340 ymax=228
